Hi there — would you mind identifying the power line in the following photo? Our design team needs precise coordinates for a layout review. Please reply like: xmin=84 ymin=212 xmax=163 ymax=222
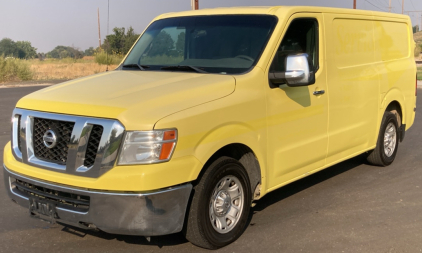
xmin=365 ymin=0 xmax=386 ymax=11
xmin=372 ymin=0 xmax=387 ymax=8
xmin=409 ymin=0 xmax=416 ymax=10
xmin=366 ymin=0 xmax=385 ymax=10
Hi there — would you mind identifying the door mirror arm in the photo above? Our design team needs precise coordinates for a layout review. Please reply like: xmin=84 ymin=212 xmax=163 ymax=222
xmin=268 ymin=71 xmax=286 ymax=85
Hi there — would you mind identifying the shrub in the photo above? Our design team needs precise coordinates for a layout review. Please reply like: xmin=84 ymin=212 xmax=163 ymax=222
xmin=415 ymin=44 xmax=421 ymax=58
xmin=0 ymin=56 xmax=33 ymax=83
xmin=94 ymin=50 xmax=123 ymax=65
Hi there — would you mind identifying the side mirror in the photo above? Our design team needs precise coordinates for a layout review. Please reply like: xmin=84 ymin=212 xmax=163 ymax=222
xmin=269 ymin=54 xmax=315 ymax=87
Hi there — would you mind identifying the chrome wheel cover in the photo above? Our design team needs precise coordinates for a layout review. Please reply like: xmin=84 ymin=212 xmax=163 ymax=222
xmin=384 ymin=122 xmax=397 ymax=157
xmin=209 ymin=175 xmax=244 ymax=234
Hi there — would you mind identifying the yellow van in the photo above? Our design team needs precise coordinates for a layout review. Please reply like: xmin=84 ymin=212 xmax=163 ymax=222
xmin=3 ymin=6 xmax=417 ymax=249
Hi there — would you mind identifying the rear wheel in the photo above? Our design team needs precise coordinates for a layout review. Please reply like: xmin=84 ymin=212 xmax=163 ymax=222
xmin=367 ymin=111 xmax=399 ymax=166
xmin=184 ymin=157 xmax=251 ymax=249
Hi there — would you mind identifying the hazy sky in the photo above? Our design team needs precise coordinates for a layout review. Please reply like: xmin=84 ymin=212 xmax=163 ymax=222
xmin=1 ymin=0 xmax=421 ymax=53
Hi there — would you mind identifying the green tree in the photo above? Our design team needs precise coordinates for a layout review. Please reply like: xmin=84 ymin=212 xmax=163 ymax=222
xmin=413 ymin=25 xmax=420 ymax=33
xmin=0 ymin=38 xmax=18 ymax=57
xmin=59 ymin=50 xmax=69 ymax=58
xmin=0 ymin=38 xmax=37 ymax=59
xmin=103 ymin=26 xmax=139 ymax=55
xmin=148 ymin=30 xmax=174 ymax=56
xmin=84 ymin=47 xmax=95 ymax=56
xmin=47 ymin=45 xmax=83 ymax=59
xmin=104 ymin=27 xmax=126 ymax=54
xmin=71 ymin=47 xmax=84 ymax=58
xmin=16 ymin=41 xmax=37 ymax=59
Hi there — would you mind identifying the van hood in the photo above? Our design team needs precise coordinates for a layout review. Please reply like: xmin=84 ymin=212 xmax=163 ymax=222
xmin=16 ymin=70 xmax=236 ymax=130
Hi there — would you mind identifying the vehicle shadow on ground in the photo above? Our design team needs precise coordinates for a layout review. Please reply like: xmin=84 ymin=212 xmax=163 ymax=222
xmin=253 ymin=154 xmax=368 ymax=213
xmin=59 ymin=154 xmax=368 ymax=248
xmin=60 ymin=224 xmax=189 ymax=247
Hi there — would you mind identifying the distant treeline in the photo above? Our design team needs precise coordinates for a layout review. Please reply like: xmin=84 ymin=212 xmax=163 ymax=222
xmin=0 ymin=25 xmax=141 ymax=60
xmin=0 ymin=38 xmax=37 ymax=59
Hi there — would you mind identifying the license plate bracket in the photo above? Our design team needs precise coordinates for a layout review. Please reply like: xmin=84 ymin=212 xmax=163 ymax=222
xmin=29 ymin=197 xmax=59 ymax=223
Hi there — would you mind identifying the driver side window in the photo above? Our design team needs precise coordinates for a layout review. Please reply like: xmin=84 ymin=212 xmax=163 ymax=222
xmin=270 ymin=18 xmax=319 ymax=72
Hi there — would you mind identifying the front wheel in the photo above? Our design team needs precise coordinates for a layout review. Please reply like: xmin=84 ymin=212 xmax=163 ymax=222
xmin=367 ymin=111 xmax=399 ymax=166
xmin=184 ymin=157 xmax=252 ymax=249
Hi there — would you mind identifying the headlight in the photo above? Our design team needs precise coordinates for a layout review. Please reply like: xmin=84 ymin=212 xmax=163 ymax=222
xmin=117 ymin=129 xmax=177 ymax=165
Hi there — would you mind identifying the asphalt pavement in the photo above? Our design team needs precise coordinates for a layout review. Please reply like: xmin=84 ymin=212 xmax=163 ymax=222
xmin=0 ymin=86 xmax=421 ymax=253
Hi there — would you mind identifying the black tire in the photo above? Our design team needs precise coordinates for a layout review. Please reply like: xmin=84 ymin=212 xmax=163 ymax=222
xmin=184 ymin=156 xmax=252 ymax=249
xmin=367 ymin=111 xmax=399 ymax=166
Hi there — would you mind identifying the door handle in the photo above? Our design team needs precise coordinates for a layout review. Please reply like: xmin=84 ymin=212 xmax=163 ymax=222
xmin=313 ymin=90 xmax=325 ymax=95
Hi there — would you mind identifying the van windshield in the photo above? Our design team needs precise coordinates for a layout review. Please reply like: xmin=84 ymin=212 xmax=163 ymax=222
xmin=123 ymin=15 xmax=277 ymax=74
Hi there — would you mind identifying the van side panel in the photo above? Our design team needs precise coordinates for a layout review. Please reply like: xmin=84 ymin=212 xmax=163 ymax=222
xmin=373 ymin=18 xmax=416 ymax=129
xmin=374 ymin=21 xmax=409 ymax=61
xmin=324 ymin=15 xmax=379 ymax=164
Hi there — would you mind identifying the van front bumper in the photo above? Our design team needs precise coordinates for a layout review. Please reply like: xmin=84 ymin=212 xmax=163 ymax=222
xmin=3 ymin=165 xmax=192 ymax=236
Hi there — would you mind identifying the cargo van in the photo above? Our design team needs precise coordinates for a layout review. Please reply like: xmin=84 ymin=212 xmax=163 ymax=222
xmin=3 ymin=6 xmax=417 ymax=249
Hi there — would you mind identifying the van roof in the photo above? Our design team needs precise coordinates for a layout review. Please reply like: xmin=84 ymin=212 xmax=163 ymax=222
xmin=155 ymin=6 xmax=408 ymax=21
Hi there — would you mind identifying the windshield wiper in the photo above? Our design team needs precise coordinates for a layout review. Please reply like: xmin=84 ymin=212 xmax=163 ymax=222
xmin=122 ymin=63 xmax=150 ymax=71
xmin=161 ymin=65 xmax=207 ymax=73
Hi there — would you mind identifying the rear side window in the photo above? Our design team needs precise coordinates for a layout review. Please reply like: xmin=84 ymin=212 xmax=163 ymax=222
xmin=270 ymin=18 xmax=319 ymax=72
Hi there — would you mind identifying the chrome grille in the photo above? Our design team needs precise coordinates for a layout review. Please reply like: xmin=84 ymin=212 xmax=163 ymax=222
xmin=84 ymin=125 xmax=103 ymax=167
xmin=33 ymin=118 xmax=74 ymax=164
xmin=11 ymin=109 xmax=125 ymax=178
xmin=17 ymin=115 xmax=22 ymax=152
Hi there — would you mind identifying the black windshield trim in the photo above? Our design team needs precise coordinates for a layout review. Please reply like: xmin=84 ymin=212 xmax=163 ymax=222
xmin=122 ymin=63 xmax=150 ymax=71
xmin=161 ymin=65 xmax=208 ymax=73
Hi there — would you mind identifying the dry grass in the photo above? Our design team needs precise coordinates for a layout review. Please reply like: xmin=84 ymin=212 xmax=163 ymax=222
xmin=83 ymin=56 xmax=94 ymax=61
xmin=29 ymin=58 xmax=118 ymax=81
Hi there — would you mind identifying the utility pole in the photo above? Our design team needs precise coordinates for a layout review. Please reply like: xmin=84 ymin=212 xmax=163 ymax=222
xmin=97 ymin=8 xmax=101 ymax=48
xmin=353 ymin=0 xmax=356 ymax=9
xmin=191 ymin=0 xmax=198 ymax=10
xmin=402 ymin=0 xmax=404 ymax=14
xmin=417 ymin=14 xmax=422 ymax=32
xmin=389 ymin=0 xmax=392 ymax=12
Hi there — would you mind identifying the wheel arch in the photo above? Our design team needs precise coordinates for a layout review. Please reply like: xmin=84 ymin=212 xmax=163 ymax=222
xmin=195 ymin=143 xmax=263 ymax=200
xmin=382 ymin=88 xmax=406 ymax=125
xmin=385 ymin=100 xmax=403 ymax=126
